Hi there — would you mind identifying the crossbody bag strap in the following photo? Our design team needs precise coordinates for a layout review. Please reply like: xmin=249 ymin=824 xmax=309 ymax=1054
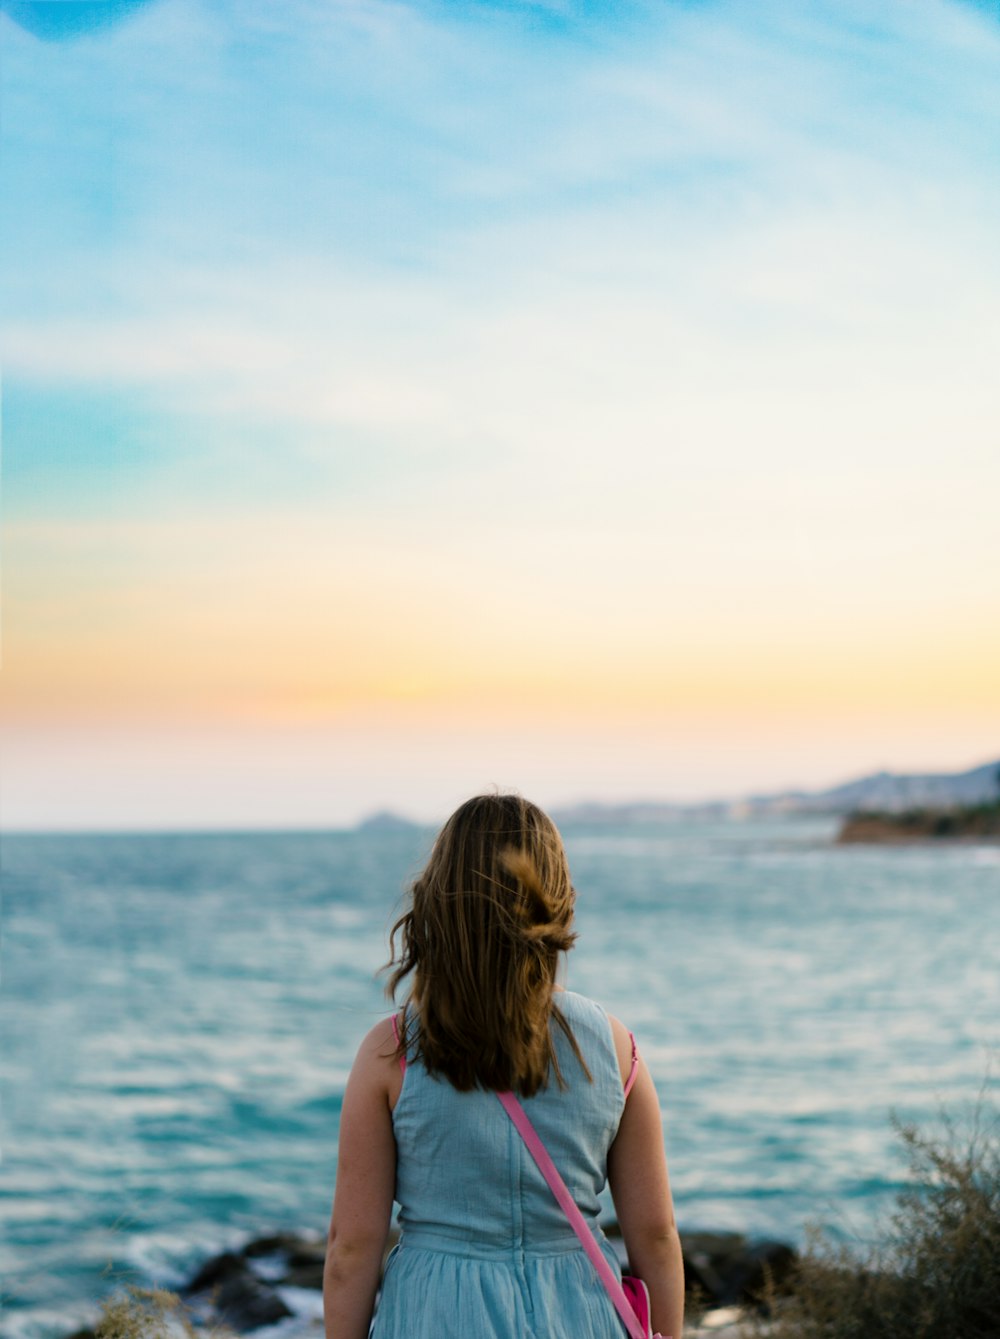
xmin=496 ymin=1090 xmax=646 ymax=1339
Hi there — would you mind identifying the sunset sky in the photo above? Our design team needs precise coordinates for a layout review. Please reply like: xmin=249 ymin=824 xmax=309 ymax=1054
xmin=2 ymin=0 xmax=999 ymax=828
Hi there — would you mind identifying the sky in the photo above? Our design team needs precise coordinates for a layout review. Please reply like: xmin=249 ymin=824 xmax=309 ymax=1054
xmin=1 ymin=0 xmax=999 ymax=829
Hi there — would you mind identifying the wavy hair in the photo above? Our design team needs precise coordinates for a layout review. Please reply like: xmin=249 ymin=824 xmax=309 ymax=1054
xmin=385 ymin=794 xmax=590 ymax=1097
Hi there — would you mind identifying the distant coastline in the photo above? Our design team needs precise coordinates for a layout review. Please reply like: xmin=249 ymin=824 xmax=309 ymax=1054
xmin=356 ymin=756 xmax=1000 ymax=832
xmin=550 ymin=757 xmax=1000 ymax=826
xmin=836 ymin=800 xmax=1000 ymax=844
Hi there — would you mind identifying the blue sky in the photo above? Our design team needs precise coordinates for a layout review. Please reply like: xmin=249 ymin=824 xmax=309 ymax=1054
xmin=3 ymin=0 xmax=999 ymax=826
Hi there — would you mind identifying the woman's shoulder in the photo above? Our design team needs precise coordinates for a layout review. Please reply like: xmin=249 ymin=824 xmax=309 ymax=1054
xmin=556 ymin=988 xmax=613 ymax=1024
xmin=556 ymin=991 xmax=634 ymax=1089
xmin=554 ymin=987 xmax=588 ymax=1007
xmin=358 ymin=1014 xmax=399 ymax=1057
xmin=349 ymin=1015 xmax=405 ymax=1109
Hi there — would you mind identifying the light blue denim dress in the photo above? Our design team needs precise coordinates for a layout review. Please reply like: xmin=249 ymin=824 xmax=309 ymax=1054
xmin=371 ymin=990 xmax=629 ymax=1339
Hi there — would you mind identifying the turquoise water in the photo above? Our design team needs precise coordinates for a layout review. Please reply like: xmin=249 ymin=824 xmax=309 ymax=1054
xmin=2 ymin=819 xmax=997 ymax=1334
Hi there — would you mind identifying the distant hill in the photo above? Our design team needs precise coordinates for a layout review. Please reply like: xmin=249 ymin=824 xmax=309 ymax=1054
xmin=356 ymin=809 xmax=423 ymax=832
xmin=794 ymin=758 xmax=1000 ymax=815
xmin=552 ymin=757 xmax=1000 ymax=825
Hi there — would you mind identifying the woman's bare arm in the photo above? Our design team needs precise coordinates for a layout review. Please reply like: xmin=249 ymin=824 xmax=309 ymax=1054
xmin=607 ymin=1014 xmax=685 ymax=1339
xmin=323 ymin=1018 xmax=399 ymax=1339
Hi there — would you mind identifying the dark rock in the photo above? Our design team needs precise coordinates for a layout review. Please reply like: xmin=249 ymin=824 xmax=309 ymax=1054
xmin=242 ymin=1231 xmax=323 ymax=1261
xmin=184 ymin=1249 xmax=246 ymax=1293
xmin=680 ymin=1253 xmax=727 ymax=1305
xmin=212 ymin=1270 xmax=293 ymax=1328
xmin=728 ymin=1238 xmax=798 ymax=1304
xmin=610 ymin=1228 xmax=799 ymax=1309
xmin=678 ymin=1232 xmax=798 ymax=1307
xmin=282 ymin=1259 xmax=325 ymax=1289
xmin=183 ymin=1248 xmax=294 ymax=1330
xmin=175 ymin=1223 xmax=797 ymax=1325
xmin=238 ymin=1229 xmax=326 ymax=1289
xmin=287 ymin=1242 xmax=327 ymax=1269
xmin=679 ymin=1231 xmax=746 ymax=1305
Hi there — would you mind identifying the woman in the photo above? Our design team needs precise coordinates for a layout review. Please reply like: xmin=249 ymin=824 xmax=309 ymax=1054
xmin=323 ymin=794 xmax=684 ymax=1339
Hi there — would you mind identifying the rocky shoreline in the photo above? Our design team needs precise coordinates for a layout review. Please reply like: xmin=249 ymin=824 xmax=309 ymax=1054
xmin=836 ymin=797 xmax=1000 ymax=843
xmin=68 ymin=1227 xmax=796 ymax=1337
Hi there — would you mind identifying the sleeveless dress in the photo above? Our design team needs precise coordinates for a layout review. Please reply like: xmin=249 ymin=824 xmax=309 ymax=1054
xmin=371 ymin=990 xmax=632 ymax=1339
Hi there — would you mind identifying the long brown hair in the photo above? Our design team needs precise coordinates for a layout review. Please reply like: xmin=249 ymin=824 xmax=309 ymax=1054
xmin=385 ymin=793 xmax=590 ymax=1097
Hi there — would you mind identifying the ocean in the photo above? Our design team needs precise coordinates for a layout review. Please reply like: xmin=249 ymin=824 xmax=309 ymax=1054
xmin=2 ymin=817 xmax=997 ymax=1335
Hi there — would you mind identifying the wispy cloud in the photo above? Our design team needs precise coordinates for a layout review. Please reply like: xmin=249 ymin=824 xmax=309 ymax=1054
xmin=3 ymin=0 xmax=999 ymax=821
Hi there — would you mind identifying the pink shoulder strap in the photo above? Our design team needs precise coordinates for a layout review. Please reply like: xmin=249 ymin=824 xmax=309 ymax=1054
xmin=497 ymin=1090 xmax=650 ymax=1339
xmin=623 ymin=1031 xmax=639 ymax=1099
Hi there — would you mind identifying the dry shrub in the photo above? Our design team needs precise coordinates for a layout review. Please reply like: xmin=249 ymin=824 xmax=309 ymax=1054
xmin=96 ymin=1287 xmax=199 ymax=1339
xmin=763 ymin=1091 xmax=1000 ymax=1339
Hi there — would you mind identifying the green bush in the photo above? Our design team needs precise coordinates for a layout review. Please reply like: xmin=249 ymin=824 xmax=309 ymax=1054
xmin=763 ymin=1095 xmax=1000 ymax=1339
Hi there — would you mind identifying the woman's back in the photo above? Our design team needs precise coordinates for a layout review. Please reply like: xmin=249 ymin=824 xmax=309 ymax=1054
xmin=373 ymin=991 xmax=630 ymax=1338
xmin=394 ymin=991 xmax=625 ymax=1250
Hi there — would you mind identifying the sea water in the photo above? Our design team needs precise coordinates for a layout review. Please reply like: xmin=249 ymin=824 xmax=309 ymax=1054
xmin=2 ymin=818 xmax=997 ymax=1335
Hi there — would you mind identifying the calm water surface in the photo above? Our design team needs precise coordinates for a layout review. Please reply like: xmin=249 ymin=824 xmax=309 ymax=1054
xmin=2 ymin=818 xmax=997 ymax=1334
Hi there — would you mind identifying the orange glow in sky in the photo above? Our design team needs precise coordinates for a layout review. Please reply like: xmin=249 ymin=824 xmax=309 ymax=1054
xmin=3 ymin=0 xmax=998 ymax=827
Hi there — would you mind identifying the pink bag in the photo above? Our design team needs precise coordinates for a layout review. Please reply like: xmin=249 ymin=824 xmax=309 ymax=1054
xmin=621 ymin=1276 xmax=653 ymax=1338
xmin=496 ymin=1090 xmax=670 ymax=1339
